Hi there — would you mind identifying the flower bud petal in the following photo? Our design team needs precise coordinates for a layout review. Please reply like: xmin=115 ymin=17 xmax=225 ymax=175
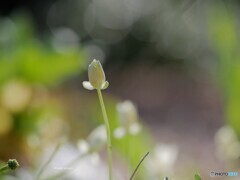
xmin=82 ymin=81 xmax=94 ymax=90
xmin=101 ymin=81 xmax=109 ymax=90
xmin=88 ymin=59 xmax=106 ymax=89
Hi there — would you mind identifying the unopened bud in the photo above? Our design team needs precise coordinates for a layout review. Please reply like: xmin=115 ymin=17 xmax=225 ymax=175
xmin=83 ymin=59 xmax=109 ymax=90
xmin=7 ymin=159 xmax=19 ymax=170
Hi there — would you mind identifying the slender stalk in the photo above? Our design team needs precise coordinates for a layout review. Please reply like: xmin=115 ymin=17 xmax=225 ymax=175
xmin=126 ymin=133 xmax=129 ymax=177
xmin=129 ymin=152 xmax=149 ymax=180
xmin=0 ymin=165 xmax=9 ymax=173
xmin=97 ymin=89 xmax=113 ymax=180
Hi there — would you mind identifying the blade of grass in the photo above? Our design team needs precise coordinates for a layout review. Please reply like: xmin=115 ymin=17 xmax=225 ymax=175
xmin=195 ymin=174 xmax=201 ymax=180
xmin=129 ymin=152 xmax=149 ymax=180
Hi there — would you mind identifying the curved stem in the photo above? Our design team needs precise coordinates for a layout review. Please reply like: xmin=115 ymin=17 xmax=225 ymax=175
xmin=129 ymin=152 xmax=149 ymax=180
xmin=97 ymin=89 xmax=113 ymax=180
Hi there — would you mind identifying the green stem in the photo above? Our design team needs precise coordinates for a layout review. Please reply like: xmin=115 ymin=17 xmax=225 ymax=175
xmin=0 ymin=165 xmax=9 ymax=173
xmin=97 ymin=89 xmax=113 ymax=180
xmin=126 ymin=132 xmax=131 ymax=177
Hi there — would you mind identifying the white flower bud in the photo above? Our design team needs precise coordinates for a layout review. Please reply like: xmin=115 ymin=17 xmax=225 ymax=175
xmin=83 ymin=59 xmax=109 ymax=90
xmin=7 ymin=159 xmax=19 ymax=170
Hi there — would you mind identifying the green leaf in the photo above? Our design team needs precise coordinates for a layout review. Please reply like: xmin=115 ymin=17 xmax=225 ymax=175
xmin=0 ymin=15 xmax=87 ymax=86
xmin=195 ymin=174 xmax=201 ymax=180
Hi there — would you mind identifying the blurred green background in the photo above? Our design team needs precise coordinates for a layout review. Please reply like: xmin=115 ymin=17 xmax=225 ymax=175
xmin=0 ymin=0 xmax=240 ymax=179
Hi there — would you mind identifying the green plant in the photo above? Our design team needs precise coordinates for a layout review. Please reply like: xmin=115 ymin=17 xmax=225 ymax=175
xmin=194 ymin=174 xmax=201 ymax=180
xmin=83 ymin=59 xmax=112 ymax=180
xmin=209 ymin=2 xmax=240 ymax=136
xmin=0 ymin=159 xmax=19 ymax=174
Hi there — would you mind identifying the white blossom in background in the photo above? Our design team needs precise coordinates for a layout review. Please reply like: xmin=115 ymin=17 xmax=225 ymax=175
xmin=76 ymin=124 xmax=107 ymax=175
xmin=146 ymin=143 xmax=179 ymax=176
xmin=77 ymin=140 xmax=90 ymax=155
xmin=36 ymin=125 xmax=122 ymax=180
xmin=12 ymin=143 xmax=110 ymax=180
xmin=77 ymin=125 xmax=107 ymax=154
xmin=114 ymin=100 xmax=142 ymax=138
xmin=76 ymin=125 xmax=107 ymax=176
xmin=75 ymin=124 xmax=116 ymax=179
xmin=76 ymin=125 xmax=131 ymax=179
xmin=39 ymin=143 xmax=108 ymax=180
xmin=214 ymin=125 xmax=240 ymax=161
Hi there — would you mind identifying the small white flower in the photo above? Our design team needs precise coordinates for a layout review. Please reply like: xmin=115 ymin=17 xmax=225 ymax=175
xmin=82 ymin=59 xmax=109 ymax=90
xmin=114 ymin=127 xmax=126 ymax=139
xmin=114 ymin=100 xmax=142 ymax=138
xmin=215 ymin=126 xmax=240 ymax=161
xmin=147 ymin=143 xmax=179 ymax=175
xmin=77 ymin=125 xmax=107 ymax=155
xmin=117 ymin=100 xmax=138 ymax=128
xmin=129 ymin=123 xmax=142 ymax=135
xmin=215 ymin=125 xmax=238 ymax=147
